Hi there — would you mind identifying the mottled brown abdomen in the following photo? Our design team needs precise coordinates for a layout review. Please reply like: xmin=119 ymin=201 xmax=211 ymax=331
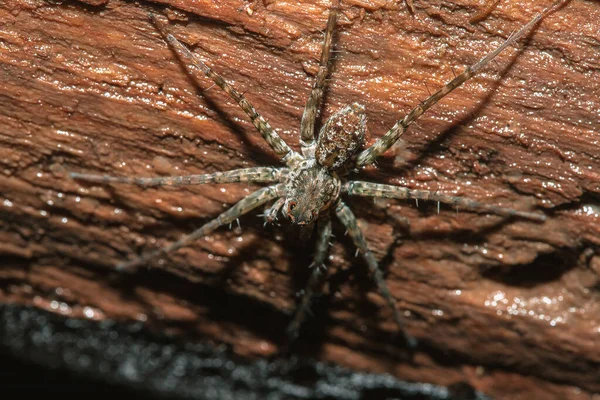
xmin=315 ymin=103 xmax=367 ymax=171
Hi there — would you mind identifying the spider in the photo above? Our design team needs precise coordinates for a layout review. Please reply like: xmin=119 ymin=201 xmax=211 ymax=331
xmin=70 ymin=0 xmax=560 ymax=348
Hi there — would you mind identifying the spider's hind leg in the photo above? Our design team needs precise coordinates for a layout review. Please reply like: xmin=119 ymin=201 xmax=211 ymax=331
xmin=286 ymin=218 xmax=332 ymax=342
xmin=148 ymin=14 xmax=301 ymax=166
xmin=355 ymin=0 xmax=565 ymax=167
xmin=335 ymin=200 xmax=417 ymax=349
xmin=299 ymin=0 xmax=339 ymax=157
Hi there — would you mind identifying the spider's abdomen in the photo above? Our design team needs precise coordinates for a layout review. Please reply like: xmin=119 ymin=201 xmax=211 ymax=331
xmin=315 ymin=103 xmax=366 ymax=171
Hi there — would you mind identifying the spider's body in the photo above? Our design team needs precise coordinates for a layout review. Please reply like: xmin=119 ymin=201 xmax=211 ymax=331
xmin=70 ymin=0 xmax=563 ymax=347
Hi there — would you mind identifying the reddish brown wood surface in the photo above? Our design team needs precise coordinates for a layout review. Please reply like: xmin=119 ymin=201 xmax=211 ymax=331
xmin=1 ymin=0 xmax=599 ymax=398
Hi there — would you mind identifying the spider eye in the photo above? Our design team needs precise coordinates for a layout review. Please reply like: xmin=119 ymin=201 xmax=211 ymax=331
xmin=288 ymin=201 xmax=297 ymax=211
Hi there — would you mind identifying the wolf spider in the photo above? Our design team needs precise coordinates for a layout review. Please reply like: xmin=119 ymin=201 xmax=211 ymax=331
xmin=70 ymin=0 xmax=561 ymax=347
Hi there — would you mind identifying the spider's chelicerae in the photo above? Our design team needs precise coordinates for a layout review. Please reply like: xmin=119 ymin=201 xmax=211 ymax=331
xmin=70 ymin=0 xmax=561 ymax=347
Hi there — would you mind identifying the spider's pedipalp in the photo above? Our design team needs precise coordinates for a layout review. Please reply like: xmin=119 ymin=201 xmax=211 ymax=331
xmin=335 ymin=200 xmax=417 ymax=349
xmin=286 ymin=217 xmax=332 ymax=342
xmin=69 ymin=167 xmax=287 ymax=188
xmin=115 ymin=184 xmax=285 ymax=271
xmin=343 ymin=181 xmax=547 ymax=222
xmin=263 ymin=197 xmax=286 ymax=225
xmin=148 ymin=13 xmax=302 ymax=167
xmin=299 ymin=0 xmax=339 ymax=157
xmin=355 ymin=0 xmax=567 ymax=167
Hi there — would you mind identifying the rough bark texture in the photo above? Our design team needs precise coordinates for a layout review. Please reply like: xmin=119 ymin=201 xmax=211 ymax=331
xmin=1 ymin=0 xmax=599 ymax=398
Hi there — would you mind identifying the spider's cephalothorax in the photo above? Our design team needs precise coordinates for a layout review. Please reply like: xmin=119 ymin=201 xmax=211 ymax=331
xmin=70 ymin=0 xmax=562 ymax=348
xmin=283 ymin=159 xmax=341 ymax=225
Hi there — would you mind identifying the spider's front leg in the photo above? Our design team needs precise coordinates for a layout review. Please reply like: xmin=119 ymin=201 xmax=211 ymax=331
xmin=335 ymin=200 xmax=417 ymax=349
xmin=286 ymin=217 xmax=332 ymax=342
xmin=112 ymin=184 xmax=285 ymax=271
xmin=343 ymin=181 xmax=546 ymax=221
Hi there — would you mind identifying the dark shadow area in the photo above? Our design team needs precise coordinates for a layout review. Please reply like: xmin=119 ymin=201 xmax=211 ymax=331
xmin=479 ymin=247 xmax=580 ymax=288
xmin=101 ymin=263 xmax=293 ymax=344
xmin=0 ymin=351 xmax=146 ymax=397
xmin=0 ymin=303 xmax=492 ymax=400
xmin=343 ymin=195 xmax=516 ymax=242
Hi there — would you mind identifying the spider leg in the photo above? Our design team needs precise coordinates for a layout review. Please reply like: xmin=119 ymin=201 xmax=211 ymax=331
xmin=286 ymin=217 xmax=332 ymax=342
xmin=115 ymin=184 xmax=285 ymax=271
xmin=149 ymin=14 xmax=302 ymax=167
xmin=69 ymin=167 xmax=286 ymax=188
xmin=355 ymin=0 xmax=565 ymax=167
xmin=335 ymin=200 xmax=417 ymax=349
xmin=299 ymin=0 xmax=339 ymax=156
xmin=343 ymin=181 xmax=546 ymax=221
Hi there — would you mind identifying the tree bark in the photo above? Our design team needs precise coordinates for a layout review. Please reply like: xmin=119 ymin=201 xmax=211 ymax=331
xmin=1 ymin=0 xmax=599 ymax=398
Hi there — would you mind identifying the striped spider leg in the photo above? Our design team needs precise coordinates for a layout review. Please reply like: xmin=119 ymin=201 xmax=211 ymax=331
xmin=70 ymin=168 xmax=288 ymax=271
xmin=355 ymin=0 xmax=565 ymax=167
xmin=71 ymin=12 xmax=307 ymax=272
xmin=148 ymin=14 xmax=303 ymax=167
xmin=285 ymin=217 xmax=332 ymax=342
xmin=343 ymin=182 xmax=547 ymax=222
